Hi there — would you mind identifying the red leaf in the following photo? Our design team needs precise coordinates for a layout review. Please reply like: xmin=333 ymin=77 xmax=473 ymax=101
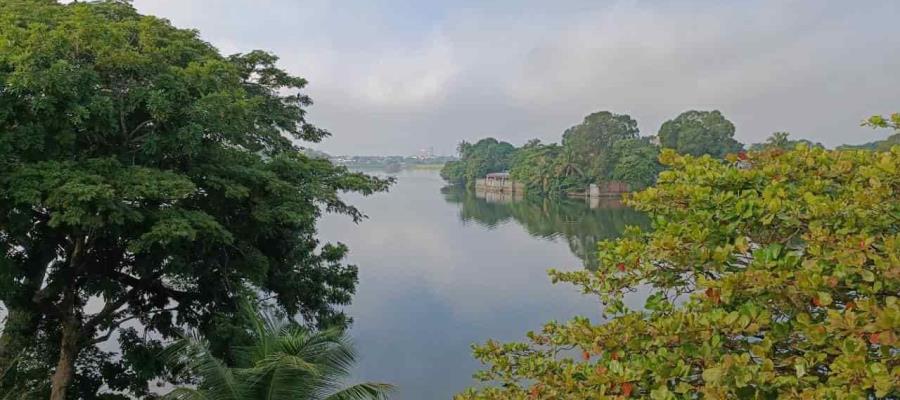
xmin=595 ymin=365 xmax=608 ymax=375
xmin=869 ymin=332 xmax=881 ymax=345
xmin=621 ymin=382 xmax=633 ymax=397
xmin=616 ymin=263 xmax=626 ymax=272
xmin=582 ymin=351 xmax=591 ymax=361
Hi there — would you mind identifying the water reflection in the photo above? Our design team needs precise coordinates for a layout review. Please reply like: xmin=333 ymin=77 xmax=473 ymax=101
xmin=441 ymin=186 xmax=649 ymax=270
xmin=317 ymin=170 xmax=647 ymax=399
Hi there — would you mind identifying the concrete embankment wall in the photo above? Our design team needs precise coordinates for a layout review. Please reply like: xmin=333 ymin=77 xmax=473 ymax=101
xmin=474 ymin=179 xmax=525 ymax=193
xmin=569 ymin=182 xmax=631 ymax=198
xmin=475 ymin=178 xmax=630 ymax=199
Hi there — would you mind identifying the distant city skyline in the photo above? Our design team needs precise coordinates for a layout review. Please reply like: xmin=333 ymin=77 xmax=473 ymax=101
xmin=133 ymin=0 xmax=900 ymax=155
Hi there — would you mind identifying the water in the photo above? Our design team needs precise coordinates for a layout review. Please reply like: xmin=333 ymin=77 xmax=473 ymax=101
xmin=317 ymin=169 xmax=647 ymax=399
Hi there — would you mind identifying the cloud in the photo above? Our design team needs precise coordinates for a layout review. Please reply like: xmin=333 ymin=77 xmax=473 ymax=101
xmin=131 ymin=0 xmax=900 ymax=154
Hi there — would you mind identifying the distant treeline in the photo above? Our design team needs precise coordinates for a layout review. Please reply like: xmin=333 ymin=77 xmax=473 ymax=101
xmin=440 ymin=110 xmax=900 ymax=196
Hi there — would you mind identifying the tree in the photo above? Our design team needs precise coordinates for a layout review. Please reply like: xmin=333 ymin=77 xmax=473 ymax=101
xmin=164 ymin=305 xmax=393 ymax=400
xmin=509 ymin=141 xmax=565 ymax=195
xmin=459 ymin=145 xmax=899 ymax=399
xmin=0 ymin=1 xmax=389 ymax=398
xmin=440 ymin=138 xmax=517 ymax=186
xmin=608 ymin=138 xmax=662 ymax=190
xmin=749 ymin=132 xmax=824 ymax=152
xmin=658 ymin=110 xmax=743 ymax=158
xmin=561 ymin=111 xmax=640 ymax=180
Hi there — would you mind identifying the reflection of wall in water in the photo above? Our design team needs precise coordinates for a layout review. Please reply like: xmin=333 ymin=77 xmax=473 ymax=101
xmin=443 ymin=186 xmax=648 ymax=270
xmin=474 ymin=188 xmax=524 ymax=204
xmin=588 ymin=196 xmax=627 ymax=209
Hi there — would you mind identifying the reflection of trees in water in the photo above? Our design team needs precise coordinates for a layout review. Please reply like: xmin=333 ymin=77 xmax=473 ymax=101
xmin=441 ymin=186 xmax=649 ymax=269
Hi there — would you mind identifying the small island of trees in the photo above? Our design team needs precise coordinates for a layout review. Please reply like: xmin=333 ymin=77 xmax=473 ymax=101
xmin=441 ymin=110 xmax=754 ymax=197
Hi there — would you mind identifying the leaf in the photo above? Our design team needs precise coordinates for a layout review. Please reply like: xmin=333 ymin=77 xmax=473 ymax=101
xmin=702 ymin=367 xmax=723 ymax=384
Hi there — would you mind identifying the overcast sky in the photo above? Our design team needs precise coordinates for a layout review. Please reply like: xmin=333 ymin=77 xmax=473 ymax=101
xmin=131 ymin=0 xmax=900 ymax=156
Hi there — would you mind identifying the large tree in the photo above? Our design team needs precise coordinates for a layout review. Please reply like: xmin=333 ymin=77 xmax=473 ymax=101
xmin=0 ymin=1 xmax=389 ymax=398
xmin=460 ymin=144 xmax=899 ymax=399
xmin=658 ymin=110 xmax=743 ymax=158
xmin=561 ymin=111 xmax=640 ymax=180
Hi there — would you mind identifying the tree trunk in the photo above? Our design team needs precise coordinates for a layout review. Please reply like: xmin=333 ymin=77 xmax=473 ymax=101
xmin=50 ymin=237 xmax=84 ymax=400
xmin=49 ymin=314 xmax=80 ymax=400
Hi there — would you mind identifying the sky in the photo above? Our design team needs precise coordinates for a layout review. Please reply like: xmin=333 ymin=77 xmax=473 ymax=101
xmin=131 ymin=0 xmax=900 ymax=156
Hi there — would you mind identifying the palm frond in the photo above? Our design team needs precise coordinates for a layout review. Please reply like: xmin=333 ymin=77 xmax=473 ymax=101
xmin=163 ymin=333 xmax=246 ymax=400
xmin=323 ymin=382 xmax=394 ymax=400
xmin=160 ymin=387 xmax=211 ymax=400
xmin=164 ymin=301 xmax=394 ymax=400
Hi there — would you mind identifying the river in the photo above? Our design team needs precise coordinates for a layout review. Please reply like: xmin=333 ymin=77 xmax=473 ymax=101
xmin=317 ymin=169 xmax=647 ymax=399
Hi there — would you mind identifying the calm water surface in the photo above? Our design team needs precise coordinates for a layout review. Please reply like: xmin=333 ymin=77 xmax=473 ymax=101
xmin=317 ymin=169 xmax=646 ymax=399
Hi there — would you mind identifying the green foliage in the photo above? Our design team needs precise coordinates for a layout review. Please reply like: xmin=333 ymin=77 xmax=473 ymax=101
xmin=164 ymin=305 xmax=392 ymax=400
xmin=0 ymin=1 xmax=389 ymax=397
xmin=561 ymin=111 xmax=640 ymax=181
xmin=608 ymin=138 xmax=662 ymax=190
xmin=658 ymin=110 xmax=744 ymax=158
xmin=440 ymin=138 xmax=517 ymax=185
xmin=459 ymin=145 xmax=900 ymax=399
xmin=865 ymin=113 xmax=900 ymax=131
xmin=749 ymin=132 xmax=824 ymax=152
xmin=508 ymin=112 xmax=660 ymax=196
xmin=444 ymin=111 xmax=662 ymax=195
xmin=508 ymin=141 xmax=580 ymax=195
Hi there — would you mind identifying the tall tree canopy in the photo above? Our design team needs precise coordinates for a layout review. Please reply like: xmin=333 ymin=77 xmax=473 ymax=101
xmin=658 ymin=110 xmax=743 ymax=158
xmin=0 ymin=1 xmax=389 ymax=398
xmin=561 ymin=111 xmax=640 ymax=180
xmin=460 ymin=145 xmax=899 ymax=399
xmin=440 ymin=138 xmax=516 ymax=185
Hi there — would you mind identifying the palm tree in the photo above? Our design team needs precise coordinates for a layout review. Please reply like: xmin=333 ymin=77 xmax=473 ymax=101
xmin=163 ymin=307 xmax=392 ymax=400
